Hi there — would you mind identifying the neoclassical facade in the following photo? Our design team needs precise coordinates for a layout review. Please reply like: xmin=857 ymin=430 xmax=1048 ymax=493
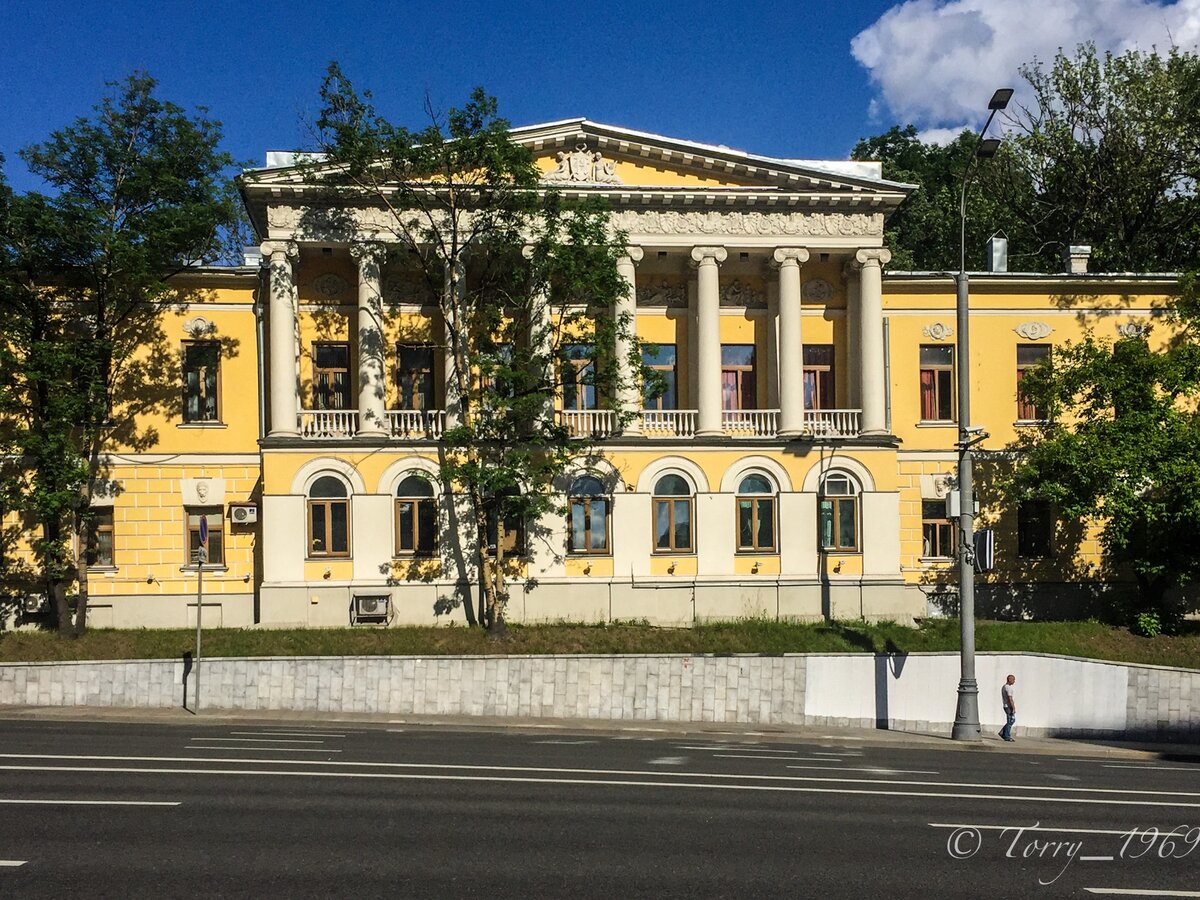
xmin=11 ymin=119 xmax=1175 ymax=628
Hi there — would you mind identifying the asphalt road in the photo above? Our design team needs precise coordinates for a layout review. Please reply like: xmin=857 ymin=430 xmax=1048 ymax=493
xmin=0 ymin=716 xmax=1197 ymax=898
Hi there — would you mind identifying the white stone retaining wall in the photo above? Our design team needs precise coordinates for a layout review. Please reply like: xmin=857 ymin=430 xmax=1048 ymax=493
xmin=0 ymin=652 xmax=1196 ymax=740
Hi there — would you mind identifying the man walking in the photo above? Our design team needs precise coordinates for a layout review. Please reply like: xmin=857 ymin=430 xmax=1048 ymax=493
xmin=999 ymin=674 xmax=1017 ymax=741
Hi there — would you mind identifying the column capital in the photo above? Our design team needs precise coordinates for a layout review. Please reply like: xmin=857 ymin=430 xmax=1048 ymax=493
xmin=853 ymin=247 xmax=893 ymax=269
xmin=690 ymin=245 xmax=728 ymax=266
xmin=620 ymin=245 xmax=644 ymax=265
xmin=771 ymin=247 xmax=810 ymax=268
xmin=259 ymin=240 xmax=298 ymax=262
xmin=349 ymin=240 xmax=388 ymax=264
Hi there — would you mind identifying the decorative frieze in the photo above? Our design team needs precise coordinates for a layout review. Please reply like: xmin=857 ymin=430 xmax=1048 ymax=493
xmin=720 ymin=278 xmax=766 ymax=308
xmin=1116 ymin=322 xmax=1150 ymax=339
xmin=385 ymin=274 xmax=436 ymax=306
xmin=183 ymin=316 xmax=216 ymax=338
xmin=802 ymin=278 xmax=834 ymax=303
xmin=612 ymin=210 xmax=882 ymax=237
xmin=637 ymin=279 xmax=687 ymax=308
xmin=310 ymin=272 xmax=348 ymax=299
xmin=1014 ymin=321 xmax=1053 ymax=340
xmin=922 ymin=322 xmax=954 ymax=341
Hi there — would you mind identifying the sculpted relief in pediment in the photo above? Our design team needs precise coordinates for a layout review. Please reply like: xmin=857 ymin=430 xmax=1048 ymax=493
xmin=542 ymin=143 xmax=622 ymax=184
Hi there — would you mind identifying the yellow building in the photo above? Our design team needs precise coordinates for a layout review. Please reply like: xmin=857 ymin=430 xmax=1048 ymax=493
xmin=23 ymin=120 xmax=1178 ymax=628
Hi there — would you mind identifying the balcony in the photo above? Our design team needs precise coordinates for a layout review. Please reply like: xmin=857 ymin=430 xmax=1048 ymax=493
xmin=296 ymin=407 xmax=862 ymax=441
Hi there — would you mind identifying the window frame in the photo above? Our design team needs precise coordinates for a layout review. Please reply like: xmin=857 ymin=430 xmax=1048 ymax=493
xmin=652 ymin=474 xmax=694 ymax=554
xmin=395 ymin=343 xmax=436 ymax=412
xmin=802 ymin=344 xmax=836 ymax=411
xmin=485 ymin=488 xmax=527 ymax=559
xmin=307 ymin=475 xmax=351 ymax=559
xmin=86 ymin=508 xmax=115 ymax=569
xmin=394 ymin=475 xmax=438 ymax=557
xmin=818 ymin=473 xmax=860 ymax=553
xmin=721 ymin=344 xmax=757 ymax=411
xmin=185 ymin=506 xmax=225 ymax=567
xmin=642 ymin=344 xmax=678 ymax=411
xmin=1016 ymin=344 xmax=1051 ymax=422
xmin=567 ymin=475 xmax=611 ymax=556
xmin=312 ymin=341 xmax=352 ymax=411
xmin=921 ymin=499 xmax=956 ymax=560
xmin=182 ymin=340 xmax=221 ymax=423
xmin=562 ymin=344 xmax=597 ymax=411
xmin=919 ymin=344 xmax=955 ymax=422
xmin=735 ymin=474 xmax=777 ymax=553
xmin=1017 ymin=500 xmax=1054 ymax=559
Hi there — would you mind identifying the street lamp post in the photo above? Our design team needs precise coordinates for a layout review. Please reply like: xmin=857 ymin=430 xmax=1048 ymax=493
xmin=951 ymin=87 xmax=1013 ymax=742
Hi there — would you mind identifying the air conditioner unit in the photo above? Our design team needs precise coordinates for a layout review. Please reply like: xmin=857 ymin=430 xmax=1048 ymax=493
xmin=229 ymin=503 xmax=258 ymax=524
xmin=352 ymin=594 xmax=390 ymax=623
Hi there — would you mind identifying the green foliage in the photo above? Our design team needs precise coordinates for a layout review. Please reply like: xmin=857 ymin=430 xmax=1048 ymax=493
xmin=308 ymin=65 xmax=648 ymax=632
xmin=0 ymin=73 xmax=241 ymax=634
xmin=1133 ymin=611 xmax=1162 ymax=638
xmin=1008 ymin=315 xmax=1200 ymax=626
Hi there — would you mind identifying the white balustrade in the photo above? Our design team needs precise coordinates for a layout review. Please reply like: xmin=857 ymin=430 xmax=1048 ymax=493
xmin=298 ymin=409 xmax=359 ymax=439
xmin=804 ymin=409 xmax=862 ymax=437
xmin=721 ymin=409 xmax=779 ymax=437
xmin=558 ymin=409 xmax=618 ymax=438
xmin=639 ymin=409 xmax=698 ymax=438
xmin=388 ymin=409 xmax=446 ymax=439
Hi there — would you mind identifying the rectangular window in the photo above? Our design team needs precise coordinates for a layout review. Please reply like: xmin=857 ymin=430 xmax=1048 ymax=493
xmin=396 ymin=344 xmax=435 ymax=411
xmin=922 ymin=500 xmax=955 ymax=559
xmin=1017 ymin=344 xmax=1051 ymax=421
xmin=653 ymin=498 xmax=693 ymax=552
xmin=486 ymin=492 xmax=526 ymax=558
xmin=308 ymin=500 xmax=350 ymax=557
xmin=313 ymin=342 xmax=351 ymax=410
xmin=186 ymin=507 xmax=224 ymax=566
xmin=803 ymin=345 xmax=836 ymax=410
xmin=721 ymin=344 xmax=757 ymax=410
xmin=568 ymin=497 xmax=611 ymax=554
xmin=737 ymin=497 xmax=776 ymax=552
xmin=919 ymin=345 xmax=954 ymax=421
xmin=642 ymin=344 xmax=677 ymax=410
xmin=87 ymin=509 xmax=114 ymax=568
xmin=183 ymin=341 xmax=220 ymax=422
xmin=562 ymin=344 xmax=596 ymax=411
xmin=395 ymin=498 xmax=437 ymax=556
xmin=1018 ymin=501 xmax=1054 ymax=559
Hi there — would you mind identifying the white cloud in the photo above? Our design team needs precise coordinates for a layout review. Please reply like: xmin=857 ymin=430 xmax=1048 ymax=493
xmin=917 ymin=125 xmax=972 ymax=145
xmin=852 ymin=0 xmax=1200 ymax=127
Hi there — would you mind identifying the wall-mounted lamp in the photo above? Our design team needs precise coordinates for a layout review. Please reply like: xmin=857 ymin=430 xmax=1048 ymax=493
xmin=667 ymin=560 xmax=677 ymax=575
xmin=583 ymin=562 xmax=592 ymax=576
xmin=322 ymin=568 xmax=332 ymax=580
xmin=751 ymin=561 xmax=760 ymax=575
xmin=242 ymin=574 xmax=251 ymax=584
xmin=833 ymin=559 xmax=845 ymax=574
xmin=146 ymin=576 xmax=157 ymax=585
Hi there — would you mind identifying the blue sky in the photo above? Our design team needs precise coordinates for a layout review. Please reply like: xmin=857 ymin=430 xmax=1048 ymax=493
xmin=2 ymin=0 xmax=1195 ymax=192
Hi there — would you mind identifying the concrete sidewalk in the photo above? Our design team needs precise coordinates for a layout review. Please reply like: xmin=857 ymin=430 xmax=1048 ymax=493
xmin=2 ymin=703 xmax=1196 ymax=761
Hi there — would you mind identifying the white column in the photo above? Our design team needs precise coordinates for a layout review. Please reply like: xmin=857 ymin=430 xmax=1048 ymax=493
xmin=691 ymin=246 xmax=727 ymax=437
xmin=855 ymin=248 xmax=892 ymax=435
xmin=443 ymin=258 xmax=465 ymax=429
xmin=522 ymin=245 xmax=555 ymax=425
xmin=773 ymin=247 xmax=809 ymax=437
xmin=615 ymin=247 xmax=643 ymax=434
xmin=352 ymin=242 xmax=388 ymax=437
xmin=263 ymin=241 xmax=299 ymax=437
xmin=765 ymin=279 xmax=780 ymax=409
xmin=843 ymin=260 xmax=860 ymax=408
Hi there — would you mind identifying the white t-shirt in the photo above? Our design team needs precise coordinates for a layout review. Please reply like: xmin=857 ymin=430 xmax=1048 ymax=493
xmin=1002 ymin=683 xmax=1015 ymax=711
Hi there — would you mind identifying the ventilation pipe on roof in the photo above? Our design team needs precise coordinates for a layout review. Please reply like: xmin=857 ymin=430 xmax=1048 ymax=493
xmin=986 ymin=236 xmax=1008 ymax=273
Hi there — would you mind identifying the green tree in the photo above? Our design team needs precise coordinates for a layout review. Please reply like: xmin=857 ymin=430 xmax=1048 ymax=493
xmin=0 ymin=74 xmax=240 ymax=635
xmin=1008 ymin=296 xmax=1200 ymax=628
xmin=307 ymin=66 xmax=645 ymax=634
xmin=997 ymin=44 xmax=1200 ymax=272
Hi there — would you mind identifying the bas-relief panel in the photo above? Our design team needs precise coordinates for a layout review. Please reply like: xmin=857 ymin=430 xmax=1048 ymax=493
xmin=267 ymin=204 xmax=884 ymax=242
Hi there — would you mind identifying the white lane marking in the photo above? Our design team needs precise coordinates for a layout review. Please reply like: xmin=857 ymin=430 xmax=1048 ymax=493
xmin=1 ymin=762 xmax=1199 ymax=806
xmin=715 ymin=754 xmax=834 ymax=761
xmin=1046 ymin=775 xmax=1083 ymax=781
xmin=189 ymin=737 xmax=323 ymax=744
xmin=1104 ymin=765 xmax=1200 ymax=772
xmin=648 ymin=757 xmax=687 ymax=766
xmin=674 ymin=745 xmax=791 ymax=753
xmin=4 ymin=753 xmax=1197 ymax=799
xmin=186 ymin=746 xmax=341 ymax=754
xmin=931 ymin=823 xmax=1159 ymax=836
xmin=532 ymin=740 xmax=597 ymax=745
xmin=0 ymin=799 xmax=179 ymax=806
xmin=1080 ymin=856 xmax=1115 ymax=861
xmin=1084 ymin=890 xmax=1200 ymax=897
xmin=230 ymin=732 xmax=346 ymax=738
xmin=787 ymin=766 xmax=941 ymax=775
xmin=0 ymin=860 xmax=28 ymax=867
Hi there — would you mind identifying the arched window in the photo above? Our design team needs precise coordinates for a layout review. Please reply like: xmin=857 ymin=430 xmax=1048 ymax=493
xmin=568 ymin=475 xmax=610 ymax=554
xmin=308 ymin=475 xmax=350 ymax=557
xmin=736 ymin=473 xmax=776 ymax=553
xmin=395 ymin=474 xmax=437 ymax=556
xmin=486 ymin=487 xmax=525 ymax=558
xmin=653 ymin=474 xmax=693 ymax=553
xmin=819 ymin=472 xmax=859 ymax=552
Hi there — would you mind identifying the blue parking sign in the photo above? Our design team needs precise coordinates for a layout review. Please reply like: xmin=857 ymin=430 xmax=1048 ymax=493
xmin=199 ymin=515 xmax=209 ymax=547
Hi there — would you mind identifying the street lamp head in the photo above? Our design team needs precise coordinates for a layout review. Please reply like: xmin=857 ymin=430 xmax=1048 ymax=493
xmin=976 ymin=138 xmax=1002 ymax=159
xmin=988 ymin=88 xmax=1014 ymax=110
